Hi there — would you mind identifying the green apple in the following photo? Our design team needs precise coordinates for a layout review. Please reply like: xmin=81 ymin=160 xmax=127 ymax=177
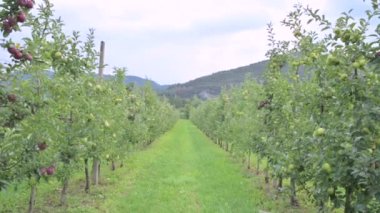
xmin=358 ymin=58 xmax=366 ymax=67
xmin=342 ymin=142 xmax=352 ymax=150
xmin=54 ymin=51 xmax=62 ymax=59
xmin=353 ymin=61 xmax=361 ymax=69
xmin=104 ymin=120 xmax=110 ymax=128
xmin=310 ymin=52 xmax=318 ymax=60
xmin=322 ymin=163 xmax=332 ymax=173
xmin=350 ymin=33 xmax=360 ymax=43
xmin=375 ymin=139 xmax=380 ymax=146
xmin=314 ymin=127 xmax=325 ymax=137
xmin=333 ymin=28 xmax=342 ymax=38
xmin=288 ymin=164 xmax=295 ymax=171
xmin=327 ymin=55 xmax=339 ymax=66
xmin=95 ymin=84 xmax=103 ymax=92
xmin=347 ymin=103 xmax=354 ymax=110
xmin=327 ymin=187 xmax=334 ymax=195
xmin=341 ymin=31 xmax=351 ymax=43
xmin=353 ymin=57 xmax=366 ymax=69
xmin=362 ymin=127 xmax=370 ymax=135
xmin=88 ymin=113 xmax=95 ymax=121
xmin=339 ymin=73 xmax=348 ymax=81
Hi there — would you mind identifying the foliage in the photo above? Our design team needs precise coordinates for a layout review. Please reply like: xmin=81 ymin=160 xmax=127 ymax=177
xmin=0 ymin=0 xmax=178 ymax=211
xmin=191 ymin=1 xmax=380 ymax=212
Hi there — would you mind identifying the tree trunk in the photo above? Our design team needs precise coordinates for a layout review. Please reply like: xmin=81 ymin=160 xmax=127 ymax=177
xmin=92 ymin=158 xmax=100 ymax=185
xmin=256 ymin=156 xmax=261 ymax=175
xmin=344 ymin=186 xmax=353 ymax=213
xmin=272 ymin=179 xmax=277 ymax=190
xmin=290 ymin=177 xmax=299 ymax=207
xmin=84 ymin=158 xmax=90 ymax=193
xmin=247 ymin=152 xmax=251 ymax=169
xmin=278 ymin=176 xmax=283 ymax=190
xmin=98 ymin=161 xmax=101 ymax=181
xmin=111 ymin=160 xmax=116 ymax=171
xmin=98 ymin=41 xmax=105 ymax=78
xmin=318 ymin=201 xmax=325 ymax=213
xmin=60 ymin=178 xmax=69 ymax=206
xmin=27 ymin=184 xmax=37 ymax=213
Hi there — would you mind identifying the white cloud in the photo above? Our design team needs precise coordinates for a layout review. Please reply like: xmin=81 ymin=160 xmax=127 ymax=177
xmin=41 ymin=0 xmax=366 ymax=84
xmin=51 ymin=0 xmax=301 ymax=32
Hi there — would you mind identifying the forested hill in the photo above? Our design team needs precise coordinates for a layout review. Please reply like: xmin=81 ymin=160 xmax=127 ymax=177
xmin=163 ymin=60 xmax=268 ymax=99
xmin=124 ymin=75 xmax=169 ymax=91
xmin=26 ymin=72 xmax=169 ymax=92
xmin=103 ymin=75 xmax=169 ymax=91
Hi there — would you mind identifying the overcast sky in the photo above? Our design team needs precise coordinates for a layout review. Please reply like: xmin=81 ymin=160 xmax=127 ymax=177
xmin=7 ymin=0 xmax=373 ymax=84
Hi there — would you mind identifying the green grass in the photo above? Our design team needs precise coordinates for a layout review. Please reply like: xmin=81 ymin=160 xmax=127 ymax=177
xmin=102 ymin=119 xmax=265 ymax=213
xmin=0 ymin=120 xmax=312 ymax=212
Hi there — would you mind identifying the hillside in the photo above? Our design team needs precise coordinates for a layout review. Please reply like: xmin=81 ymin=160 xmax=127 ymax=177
xmin=100 ymin=74 xmax=167 ymax=91
xmin=163 ymin=60 xmax=269 ymax=99
xmin=116 ymin=75 xmax=168 ymax=91
xmin=16 ymin=72 xmax=168 ymax=92
xmin=10 ymin=60 xmax=269 ymax=99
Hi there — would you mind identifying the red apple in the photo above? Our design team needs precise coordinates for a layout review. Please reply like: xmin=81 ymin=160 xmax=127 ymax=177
xmin=18 ymin=0 xmax=29 ymax=7
xmin=46 ymin=166 xmax=55 ymax=175
xmin=2 ymin=17 xmax=17 ymax=33
xmin=7 ymin=46 xmax=18 ymax=55
xmin=13 ymin=50 xmax=23 ymax=59
xmin=37 ymin=142 xmax=48 ymax=151
xmin=17 ymin=12 xmax=26 ymax=23
xmin=25 ymin=0 xmax=34 ymax=9
xmin=7 ymin=94 xmax=17 ymax=103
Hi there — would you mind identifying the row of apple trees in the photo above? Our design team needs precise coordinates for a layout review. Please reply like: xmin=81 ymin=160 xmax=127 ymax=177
xmin=191 ymin=2 xmax=380 ymax=213
xmin=0 ymin=0 xmax=178 ymax=212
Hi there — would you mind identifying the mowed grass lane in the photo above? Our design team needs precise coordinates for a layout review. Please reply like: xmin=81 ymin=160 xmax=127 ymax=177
xmin=103 ymin=120 xmax=264 ymax=213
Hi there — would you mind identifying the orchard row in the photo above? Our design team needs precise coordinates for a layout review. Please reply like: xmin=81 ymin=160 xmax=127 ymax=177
xmin=0 ymin=1 xmax=178 ymax=212
xmin=191 ymin=2 xmax=380 ymax=213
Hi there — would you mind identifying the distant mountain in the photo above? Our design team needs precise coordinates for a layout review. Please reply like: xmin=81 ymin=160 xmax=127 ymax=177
xmin=103 ymin=74 xmax=168 ymax=91
xmin=125 ymin=75 xmax=169 ymax=91
xmin=164 ymin=54 xmax=380 ymax=100
xmin=163 ymin=60 xmax=269 ymax=99
xmin=13 ymin=59 xmax=271 ymax=98
xmin=16 ymin=72 xmax=168 ymax=92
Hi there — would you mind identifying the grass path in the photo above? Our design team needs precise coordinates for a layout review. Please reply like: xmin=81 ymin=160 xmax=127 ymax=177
xmin=102 ymin=119 xmax=265 ymax=212
xmin=2 ymin=120 xmax=302 ymax=212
